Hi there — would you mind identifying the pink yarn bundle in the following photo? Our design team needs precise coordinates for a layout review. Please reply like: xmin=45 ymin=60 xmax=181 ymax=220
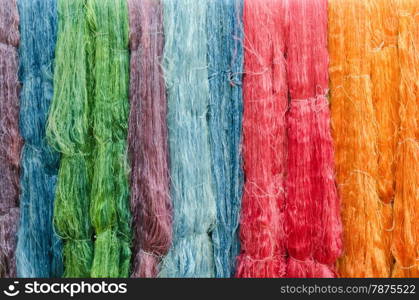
xmin=0 ymin=0 xmax=22 ymax=278
xmin=236 ymin=0 xmax=288 ymax=278
xmin=128 ymin=0 xmax=172 ymax=277
xmin=284 ymin=0 xmax=342 ymax=277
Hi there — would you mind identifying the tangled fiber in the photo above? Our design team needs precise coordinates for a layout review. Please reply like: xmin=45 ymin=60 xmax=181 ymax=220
xmin=329 ymin=0 xmax=392 ymax=277
xmin=236 ymin=0 xmax=288 ymax=278
xmin=207 ymin=0 xmax=244 ymax=278
xmin=159 ymin=0 xmax=216 ymax=278
xmin=16 ymin=0 xmax=63 ymax=278
xmin=47 ymin=0 xmax=94 ymax=278
xmin=392 ymin=0 xmax=418 ymax=277
xmin=0 ymin=209 xmax=19 ymax=278
xmin=87 ymin=0 xmax=132 ymax=278
xmin=0 ymin=0 xmax=19 ymax=48
xmin=0 ymin=0 xmax=22 ymax=278
xmin=285 ymin=0 xmax=342 ymax=278
xmin=128 ymin=0 xmax=172 ymax=278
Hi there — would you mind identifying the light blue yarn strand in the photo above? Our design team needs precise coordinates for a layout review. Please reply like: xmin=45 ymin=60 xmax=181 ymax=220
xmin=159 ymin=0 xmax=216 ymax=278
xmin=16 ymin=0 xmax=63 ymax=278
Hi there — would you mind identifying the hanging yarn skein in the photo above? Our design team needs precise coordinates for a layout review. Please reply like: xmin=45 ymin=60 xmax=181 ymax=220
xmin=392 ymin=0 xmax=418 ymax=278
xmin=16 ymin=0 xmax=63 ymax=278
xmin=207 ymin=0 xmax=244 ymax=278
xmin=159 ymin=0 xmax=216 ymax=278
xmin=285 ymin=0 xmax=342 ymax=278
xmin=329 ymin=0 xmax=392 ymax=277
xmin=128 ymin=0 xmax=172 ymax=278
xmin=87 ymin=0 xmax=132 ymax=278
xmin=47 ymin=0 xmax=94 ymax=278
xmin=369 ymin=0 xmax=399 ymax=278
xmin=236 ymin=0 xmax=288 ymax=278
xmin=0 ymin=0 xmax=22 ymax=278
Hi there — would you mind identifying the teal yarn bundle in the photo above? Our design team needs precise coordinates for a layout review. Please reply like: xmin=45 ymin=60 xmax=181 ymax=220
xmin=207 ymin=0 xmax=244 ymax=278
xmin=16 ymin=0 xmax=63 ymax=278
xmin=87 ymin=0 xmax=132 ymax=278
xmin=159 ymin=0 xmax=216 ymax=278
xmin=47 ymin=0 xmax=94 ymax=278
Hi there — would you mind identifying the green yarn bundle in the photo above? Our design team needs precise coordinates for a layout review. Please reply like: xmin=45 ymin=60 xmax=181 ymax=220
xmin=48 ymin=0 xmax=131 ymax=278
xmin=54 ymin=156 xmax=93 ymax=277
xmin=47 ymin=0 xmax=94 ymax=277
xmin=86 ymin=0 xmax=132 ymax=278
xmin=47 ymin=1 xmax=92 ymax=156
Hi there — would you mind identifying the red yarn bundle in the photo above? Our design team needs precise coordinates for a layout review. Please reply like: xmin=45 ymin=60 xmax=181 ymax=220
xmin=236 ymin=0 xmax=288 ymax=278
xmin=237 ymin=0 xmax=342 ymax=278
xmin=284 ymin=0 xmax=341 ymax=277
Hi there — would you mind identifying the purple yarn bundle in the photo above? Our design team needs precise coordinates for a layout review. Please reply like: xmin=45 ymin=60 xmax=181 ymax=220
xmin=128 ymin=0 xmax=172 ymax=277
xmin=0 ymin=0 xmax=22 ymax=278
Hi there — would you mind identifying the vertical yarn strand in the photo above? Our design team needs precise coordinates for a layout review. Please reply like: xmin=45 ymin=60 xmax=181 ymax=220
xmin=392 ymin=0 xmax=418 ymax=277
xmin=369 ymin=0 xmax=399 ymax=278
xmin=159 ymin=0 xmax=216 ymax=278
xmin=285 ymin=0 xmax=342 ymax=278
xmin=329 ymin=0 xmax=392 ymax=277
xmin=16 ymin=0 xmax=63 ymax=278
xmin=128 ymin=0 xmax=172 ymax=278
xmin=47 ymin=0 xmax=93 ymax=278
xmin=236 ymin=0 xmax=288 ymax=278
xmin=207 ymin=0 xmax=244 ymax=278
xmin=87 ymin=0 xmax=132 ymax=278
xmin=370 ymin=0 xmax=400 ymax=205
xmin=0 ymin=0 xmax=22 ymax=278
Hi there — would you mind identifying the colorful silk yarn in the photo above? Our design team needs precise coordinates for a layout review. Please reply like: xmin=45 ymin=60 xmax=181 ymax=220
xmin=47 ymin=0 xmax=94 ymax=278
xmin=207 ymin=0 xmax=244 ymax=278
xmin=159 ymin=0 xmax=216 ymax=278
xmin=392 ymin=0 xmax=418 ymax=277
xmin=369 ymin=0 xmax=399 ymax=277
xmin=330 ymin=0 xmax=418 ymax=278
xmin=0 ymin=0 xmax=22 ymax=278
xmin=0 ymin=0 xmax=415 ymax=279
xmin=285 ymin=0 xmax=342 ymax=278
xmin=16 ymin=0 xmax=63 ymax=278
xmin=329 ymin=0 xmax=392 ymax=277
xmin=127 ymin=0 xmax=172 ymax=278
xmin=236 ymin=0 xmax=288 ymax=278
xmin=370 ymin=0 xmax=400 ymax=205
xmin=87 ymin=0 xmax=132 ymax=278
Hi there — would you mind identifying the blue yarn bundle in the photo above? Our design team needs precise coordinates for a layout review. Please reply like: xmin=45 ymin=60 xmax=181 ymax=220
xmin=159 ymin=0 xmax=216 ymax=278
xmin=16 ymin=0 xmax=63 ymax=278
xmin=207 ymin=0 xmax=244 ymax=278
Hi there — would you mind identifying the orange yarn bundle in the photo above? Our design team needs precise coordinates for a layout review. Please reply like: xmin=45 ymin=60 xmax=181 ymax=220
xmin=370 ymin=0 xmax=400 ymax=205
xmin=369 ymin=0 xmax=399 ymax=278
xmin=331 ymin=0 xmax=419 ymax=278
xmin=329 ymin=0 xmax=392 ymax=277
xmin=369 ymin=0 xmax=399 ymax=277
xmin=392 ymin=0 xmax=418 ymax=278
